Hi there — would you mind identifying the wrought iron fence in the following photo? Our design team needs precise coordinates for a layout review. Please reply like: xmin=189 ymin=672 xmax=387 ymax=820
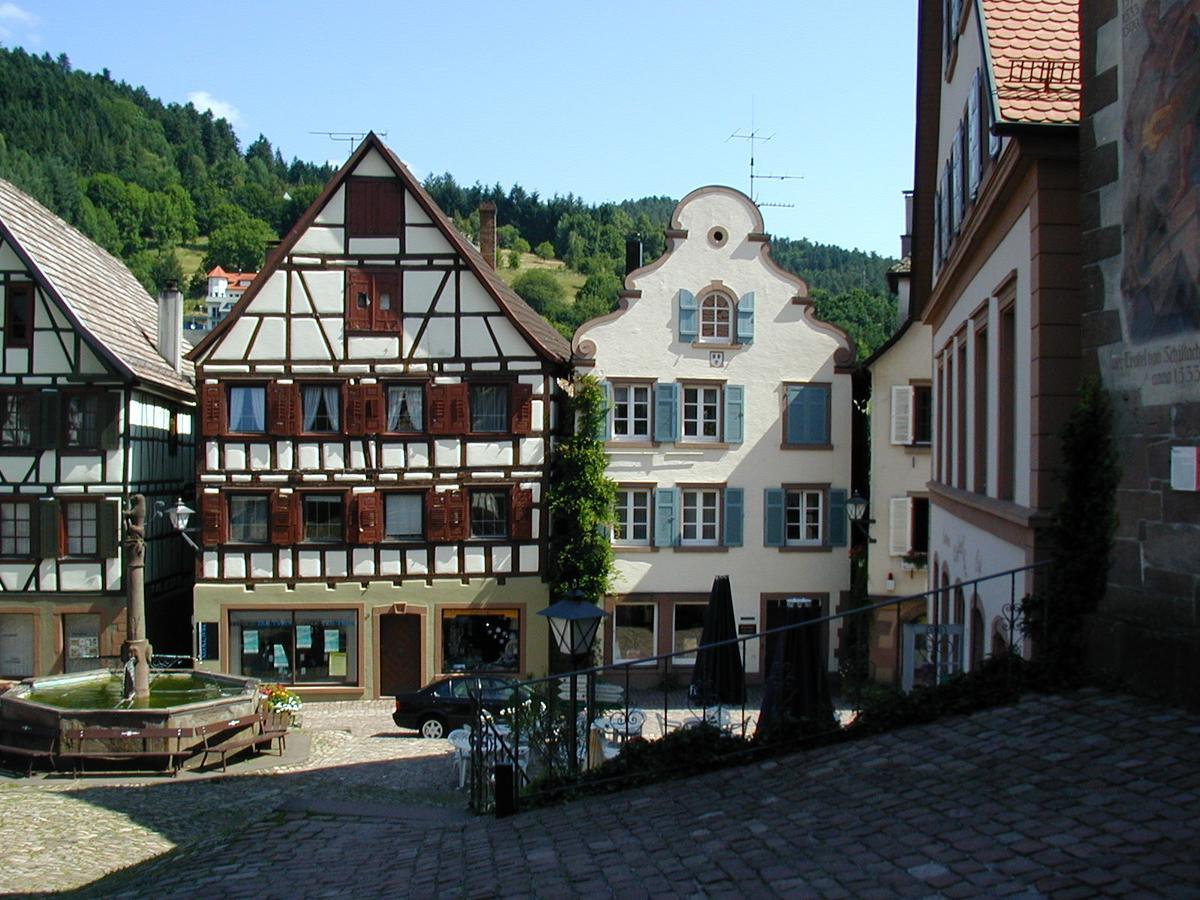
xmin=466 ymin=561 xmax=1049 ymax=815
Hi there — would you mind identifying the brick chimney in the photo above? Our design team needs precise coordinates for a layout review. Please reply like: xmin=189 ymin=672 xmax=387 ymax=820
xmin=156 ymin=280 xmax=183 ymax=374
xmin=478 ymin=202 xmax=497 ymax=270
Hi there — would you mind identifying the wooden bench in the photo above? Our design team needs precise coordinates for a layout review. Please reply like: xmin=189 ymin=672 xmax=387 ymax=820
xmin=0 ymin=722 xmax=59 ymax=776
xmin=197 ymin=712 xmax=287 ymax=773
xmin=59 ymin=726 xmax=195 ymax=777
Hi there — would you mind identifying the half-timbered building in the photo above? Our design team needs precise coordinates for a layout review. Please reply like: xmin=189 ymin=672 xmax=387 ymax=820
xmin=0 ymin=178 xmax=195 ymax=681
xmin=186 ymin=134 xmax=571 ymax=700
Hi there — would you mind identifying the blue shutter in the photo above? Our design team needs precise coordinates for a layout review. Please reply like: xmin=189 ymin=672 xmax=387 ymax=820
xmin=736 ymin=292 xmax=755 ymax=344
xmin=654 ymin=382 xmax=678 ymax=443
xmin=597 ymin=381 xmax=612 ymax=442
xmin=763 ymin=488 xmax=785 ymax=547
xmin=724 ymin=385 xmax=744 ymax=444
xmin=678 ymin=289 xmax=697 ymax=342
xmin=723 ymin=488 xmax=743 ymax=547
xmin=805 ymin=386 xmax=829 ymax=444
xmin=967 ymin=69 xmax=981 ymax=199
xmin=828 ymin=488 xmax=847 ymax=547
xmin=654 ymin=488 xmax=678 ymax=547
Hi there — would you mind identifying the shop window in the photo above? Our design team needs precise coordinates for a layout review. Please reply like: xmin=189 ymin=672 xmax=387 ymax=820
xmin=302 ymin=495 xmax=343 ymax=543
xmin=441 ymin=609 xmax=520 ymax=672
xmin=0 ymin=392 xmax=33 ymax=447
xmin=0 ymin=613 xmax=35 ymax=677
xmin=301 ymin=385 xmax=340 ymax=433
xmin=672 ymin=603 xmax=707 ymax=665
xmin=469 ymin=385 xmax=508 ymax=433
xmin=63 ymin=613 xmax=101 ymax=673
xmin=614 ymin=489 xmax=651 ymax=546
xmin=614 ymin=604 xmax=656 ymax=665
xmin=228 ymin=385 xmax=266 ymax=433
xmin=469 ymin=490 xmax=508 ymax=539
xmin=229 ymin=609 xmax=358 ymax=685
xmin=386 ymin=385 xmax=424 ymax=432
xmin=229 ymin=495 xmax=269 ymax=544
xmin=0 ymin=501 xmax=31 ymax=556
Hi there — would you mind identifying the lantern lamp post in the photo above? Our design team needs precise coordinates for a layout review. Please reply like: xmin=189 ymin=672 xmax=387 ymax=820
xmin=538 ymin=589 xmax=608 ymax=772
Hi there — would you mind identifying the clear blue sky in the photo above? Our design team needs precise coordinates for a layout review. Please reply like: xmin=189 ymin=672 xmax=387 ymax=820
xmin=3 ymin=1 xmax=917 ymax=257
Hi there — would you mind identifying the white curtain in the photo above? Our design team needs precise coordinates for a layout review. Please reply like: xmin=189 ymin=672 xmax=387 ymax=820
xmin=303 ymin=386 xmax=340 ymax=431
xmin=472 ymin=386 xmax=506 ymax=432
xmin=388 ymin=386 xmax=422 ymax=431
xmin=231 ymin=387 xmax=265 ymax=431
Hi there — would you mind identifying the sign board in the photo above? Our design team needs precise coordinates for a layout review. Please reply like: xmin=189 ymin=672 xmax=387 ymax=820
xmin=1170 ymin=447 xmax=1199 ymax=491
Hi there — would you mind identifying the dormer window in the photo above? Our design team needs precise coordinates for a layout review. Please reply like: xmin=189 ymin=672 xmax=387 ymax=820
xmin=699 ymin=292 xmax=733 ymax=342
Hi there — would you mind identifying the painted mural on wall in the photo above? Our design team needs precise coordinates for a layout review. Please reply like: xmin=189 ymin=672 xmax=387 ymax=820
xmin=1109 ymin=0 xmax=1200 ymax=401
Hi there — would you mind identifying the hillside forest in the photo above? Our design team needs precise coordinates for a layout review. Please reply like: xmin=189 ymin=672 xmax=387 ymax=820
xmin=0 ymin=47 xmax=900 ymax=358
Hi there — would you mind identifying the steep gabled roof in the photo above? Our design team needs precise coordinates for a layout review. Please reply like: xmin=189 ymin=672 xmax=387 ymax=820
xmin=982 ymin=0 xmax=1080 ymax=125
xmin=188 ymin=133 xmax=571 ymax=366
xmin=0 ymin=178 xmax=194 ymax=396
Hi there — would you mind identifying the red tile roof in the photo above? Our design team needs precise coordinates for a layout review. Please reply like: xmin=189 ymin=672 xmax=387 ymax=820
xmin=982 ymin=0 xmax=1080 ymax=125
xmin=207 ymin=266 xmax=257 ymax=293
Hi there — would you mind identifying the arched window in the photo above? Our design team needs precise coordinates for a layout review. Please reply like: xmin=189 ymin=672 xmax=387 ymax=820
xmin=699 ymin=292 xmax=733 ymax=342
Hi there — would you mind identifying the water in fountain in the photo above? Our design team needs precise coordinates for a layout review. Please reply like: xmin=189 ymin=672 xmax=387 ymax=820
xmin=24 ymin=672 xmax=244 ymax=710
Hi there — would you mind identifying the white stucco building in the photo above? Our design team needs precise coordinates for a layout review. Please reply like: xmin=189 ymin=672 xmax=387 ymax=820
xmin=573 ymin=186 xmax=855 ymax=679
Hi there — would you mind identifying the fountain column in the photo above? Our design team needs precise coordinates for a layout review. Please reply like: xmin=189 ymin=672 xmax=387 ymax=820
xmin=123 ymin=493 xmax=153 ymax=701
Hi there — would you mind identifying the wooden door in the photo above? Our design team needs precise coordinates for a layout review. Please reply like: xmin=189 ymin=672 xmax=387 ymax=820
xmin=378 ymin=614 xmax=421 ymax=697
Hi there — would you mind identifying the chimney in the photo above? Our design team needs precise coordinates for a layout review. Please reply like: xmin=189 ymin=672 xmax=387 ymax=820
xmin=900 ymin=190 xmax=914 ymax=259
xmin=156 ymin=280 xmax=183 ymax=374
xmin=478 ymin=202 xmax=497 ymax=270
xmin=625 ymin=237 xmax=643 ymax=277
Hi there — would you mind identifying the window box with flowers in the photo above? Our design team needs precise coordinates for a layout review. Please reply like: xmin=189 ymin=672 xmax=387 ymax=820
xmin=901 ymin=550 xmax=928 ymax=572
xmin=260 ymin=683 xmax=304 ymax=729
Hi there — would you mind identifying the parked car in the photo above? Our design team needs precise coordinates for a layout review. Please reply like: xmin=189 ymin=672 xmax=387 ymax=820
xmin=393 ymin=675 xmax=528 ymax=739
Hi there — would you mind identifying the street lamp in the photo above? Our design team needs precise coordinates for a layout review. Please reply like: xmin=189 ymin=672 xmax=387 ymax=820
xmin=846 ymin=491 xmax=876 ymax=544
xmin=538 ymin=589 xmax=607 ymax=664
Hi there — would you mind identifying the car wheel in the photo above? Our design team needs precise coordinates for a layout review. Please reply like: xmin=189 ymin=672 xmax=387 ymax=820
xmin=419 ymin=716 xmax=446 ymax=739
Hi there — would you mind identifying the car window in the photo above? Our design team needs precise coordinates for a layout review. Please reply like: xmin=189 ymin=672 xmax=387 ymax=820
xmin=450 ymin=679 xmax=473 ymax=699
xmin=430 ymin=681 xmax=455 ymax=698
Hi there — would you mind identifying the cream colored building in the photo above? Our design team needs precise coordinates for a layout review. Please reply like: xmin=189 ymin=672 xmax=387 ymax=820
xmin=574 ymin=186 xmax=855 ymax=679
xmin=186 ymin=135 xmax=571 ymax=700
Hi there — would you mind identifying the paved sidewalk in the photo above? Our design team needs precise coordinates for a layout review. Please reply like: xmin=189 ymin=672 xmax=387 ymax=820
xmin=51 ymin=689 xmax=1200 ymax=898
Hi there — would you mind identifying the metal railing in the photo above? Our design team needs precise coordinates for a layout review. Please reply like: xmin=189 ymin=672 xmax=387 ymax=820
xmin=468 ymin=561 xmax=1049 ymax=815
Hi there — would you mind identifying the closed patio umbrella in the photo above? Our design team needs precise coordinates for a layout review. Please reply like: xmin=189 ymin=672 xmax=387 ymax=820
xmin=688 ymin=575 xmax=746 ymax=708
xmin=756 ymin=597 xmax=836 ymax=740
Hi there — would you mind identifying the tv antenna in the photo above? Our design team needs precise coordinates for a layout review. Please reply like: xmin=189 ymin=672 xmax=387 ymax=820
xmin=309 ymin=131 xmax=388 ymax=155
xmin=727 ymin=111 xmax=802 ymax=208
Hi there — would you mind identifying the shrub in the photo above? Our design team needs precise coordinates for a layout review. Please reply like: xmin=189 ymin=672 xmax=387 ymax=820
xmin=534 ymin=241 xmax=555 ymax=260
xmin=511 ymin=269 xmax=565 ymax=313
xmin=506 ymin=249 xmax=521 ymax=269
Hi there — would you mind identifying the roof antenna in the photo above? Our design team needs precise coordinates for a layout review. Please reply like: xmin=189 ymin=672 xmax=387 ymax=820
xmin=309 ymin=131 xmax=388 ymax=156
xmin=727 ymin=101 xmax=802 ymax=209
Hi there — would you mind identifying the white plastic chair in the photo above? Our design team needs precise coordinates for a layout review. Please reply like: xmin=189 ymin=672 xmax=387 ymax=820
xmin=446 ymin=726 xmax=472 ymax=789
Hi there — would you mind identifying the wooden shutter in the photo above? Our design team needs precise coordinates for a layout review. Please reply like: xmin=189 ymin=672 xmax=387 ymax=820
xmin=344 ymin=384 xmax=365 ymax=436
xmin=828 ymin=489 xmax=848 ymax=547
xmin=653 ymin=383 xmax=678 ymax=443
xmin=677 ymin=290 xmax=697 ymax=342
xmin=597 ymin=381 xmax=613 ymax=442
xmin=346 ymin=269 xmax=372 ymax=331
xmin=763 ymin=489 xmax=785 ymax=547
xmin=890 ymin=497 xmax=913 ymax=556
xmin=201 ymin=492 xmax=226 ymax=547
xmin=891 ymin=385 xmax=914 ymax=445
xmin=363 ymin=383 xmax=385 ymax=434
xmin=94 ymin=500 xmax=119 ymax=558
xmin=346 ymin=179 xmax=400 ymax=236
xmin=36 ymin=498 xmax=61 ymax=559
xmin=951 ymin=130 xmax=963 ymax=232
xmin=933 ymin=188 xmax=943 ymax=271
xmin=446 ymin=490 xmax=469 ymax=540
xmin=736 ymin=292 xmax=755 ymax=344
xmin=268 ymin=383 xmax=298 ymax=434
xmin=426 ymin=489 xmax=466 ymax=541
xmin=724 ymin=385 xmax=744 ymax=445
xmin=341 ymin=490 xmax=355 ymax=543
xmin=35 ymin=392 xmax=60 ymax=451
xmin=425 ymin=490 xmax=447 ymax=541
xmin=428 ymin=384 xmax=468 ymax=435
xmin=200 ymin=384 xmax=227 ymax=437
xmin=271 ymin=491 xmax=295 ymax=545
xmin=372 ymin=271 xmax=401 ymax=331
xmin=653 ymin=487 xmax=677 ymax=548
xmin=788 ymin=385 xmax=829 ymax=445
xmin=510 ymin=486 xmax=533 ymax=540
xmin=510 ymin=383 xmax=533 ymax=435
xmin=967 ymin=69 xmax=981 ymax=199
xmin=723 ymin=488 xmax=743 ymax=547
xmin=97 ymin=393 xmax=121 ymax=451
xmin=355 ymin=492 xmax=382 ymax=543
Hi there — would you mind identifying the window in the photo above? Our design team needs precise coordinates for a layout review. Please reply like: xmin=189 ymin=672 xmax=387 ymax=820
xmin=386 ymin=385 xmax=423 ymax=432
xmin=998 ymin=303 xmax=1016 ymax=501
xmin=913 ymin=385 xmax=933 ymax=445
xmin=470 ymin=385 xmax=508 ymax=433
xmin=614 ymin=604 xmax=656 ymax=665
xmin=301 ymin=385 xmax=340 ymax=433
xmin=4 ymin=282 xmax=33 ymax=349
xmin=612 ymin=384 xmax=650 ymax=440
xmin=956 ymin=337 xmax=968 ymax=489
xmin=441 ymin=609 xmax=520 ymax=672
xmin=228 ymin=386 xmax=266 ymax=433
xmin=0 ymin=501 xmax=31 ymax=556
xmin=682 ymin=386 xmax=721 ymax=442
xmin=672 ymin=603 xmax=707 ymax=664
xmin=614 ymin=489 xmax=651 ymax=546
xmin=681 ymin=489 xmax=720 ymax=545
xmin=302 ymin=495 xmax=343 ymax=543
xmin=699 ymin=292 xmax=732 ymax=342
xmin=784 ymin=384 xmax=830 ymax=446
xmin=890 ymin=384 xmax=932 ymax=446
xmin=64 ymin=502 xmax=98 ymax=556
xmin=785 ymin=489 xmax=823 ymax=545
xmin=65 ymin=394 xmax=99 ymax=448
xmin=974 ymin=324 xmax=988 ymax=494
xmin=469 ymin=490 xmax=508 ymax=539
xmin=384 ymin=493 xmax=423 ymax=541
xmin=230 ymin=609 xmax=358 ymax=685
xmin=346 ymin=270 xmax=400 ymax=331
xmin=0 ymin=393 xmax=32 ymax=447
xmin=228 ymin=495 xmax=269 ymax=544
xmin=0 ymin=613 xmax=35 ymax=677
xmin=64 ymin=613 xmax=101 ymax=673
xmin=889 ymin=496 xmax=930 ymax=556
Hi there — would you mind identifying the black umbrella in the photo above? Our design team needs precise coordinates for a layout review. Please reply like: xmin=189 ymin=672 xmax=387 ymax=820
xmin=756 ymin=597 xmax=836 ymax=740
xmin=688 ymin=575 xmax=746 ymax=708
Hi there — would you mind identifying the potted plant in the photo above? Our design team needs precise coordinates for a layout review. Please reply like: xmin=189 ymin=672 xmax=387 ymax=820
xmin=901 ymin=550 xmax=928 ymax=572
xmin=260 ymin=683 xmax=303 ymax=728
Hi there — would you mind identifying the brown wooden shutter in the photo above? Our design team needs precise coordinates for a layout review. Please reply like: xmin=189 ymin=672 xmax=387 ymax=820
xmin=201 ymin=493 xmax=226 ymax=547
xmin=510 ymin=486 xmax=533 ymax=540
xmin=372 ymin=271 xmax=401 ymax=331
xmin=425 ymin=490 xmax=447 ymax=541
xmin=510 ymin=384 xmax=533 ymax=435
xmin=200 ymin=384 xmax=227 ymax=437
xmin=446 ymin=490 xmax=469 ymax=541
xmin=447 ymin=384 xmax=469 ymax=433
xmin=345 ymin=269 xmax=373 ymax=331
xmin=36 ymin=498 xmax=60 ymax=559
xmin=268 ymin=383 xmax=298 ymax=434
xmin=97 ymin=393 xmax=121 ymax=451
xmin=376 ymin=181 xmax=401 ymax=235
xmin=344 ymin=384 xmax=365 ymax=436
xmin=427 ymin=385 xmax=452 ymax=434
xmin=342 ymin=490 xmax=355 ymax=543
xmin=271 ymin=491 xmax=295 ymax=545
xmin=356 ymin=492 xmax=381 ymax=543
xmin=363 ymin=384 xmax=385 ymax=434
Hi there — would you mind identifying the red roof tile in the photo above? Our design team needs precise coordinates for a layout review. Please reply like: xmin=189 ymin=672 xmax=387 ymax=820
xmin=982 ymin=0 xmax=1080 ymax=125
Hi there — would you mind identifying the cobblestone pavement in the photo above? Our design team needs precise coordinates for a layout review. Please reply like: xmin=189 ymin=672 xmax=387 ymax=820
xmin=8 ymin=689 xmax=1190 ymax=898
